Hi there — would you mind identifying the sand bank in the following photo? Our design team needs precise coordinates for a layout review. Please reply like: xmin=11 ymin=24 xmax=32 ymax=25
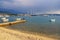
xmin=0 ymin=27 xmax=58 ymax=40
xmin=0 ymin=20 xmax=26 ymax=26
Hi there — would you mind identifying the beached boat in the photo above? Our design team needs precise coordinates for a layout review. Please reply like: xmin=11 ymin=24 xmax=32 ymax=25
xmin=0 ymin=17 xmax=26 ymax=26
xmin=1 ymin=17 xmax=9 ymax=22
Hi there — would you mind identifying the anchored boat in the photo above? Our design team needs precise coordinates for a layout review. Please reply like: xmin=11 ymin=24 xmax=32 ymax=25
xmin=16 ymin=18 xmax=22 ymax=21
xmin=49 ymin=14 xmax=56 ymax=22
xmin=50 ymin=18 xmax=55 ymax=22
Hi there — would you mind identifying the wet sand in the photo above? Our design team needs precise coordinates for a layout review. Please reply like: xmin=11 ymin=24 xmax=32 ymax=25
xmin=0 ymin=27 xmax=58 ymax=40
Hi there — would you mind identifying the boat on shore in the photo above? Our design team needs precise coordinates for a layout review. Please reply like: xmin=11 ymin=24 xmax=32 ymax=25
xmin=0 ymin=17 xmax=26 ymax=26
xmin=49 ymin=18 xmax=55 ymax=22
xmin=1 ymin=17 xmax=9 ymax=22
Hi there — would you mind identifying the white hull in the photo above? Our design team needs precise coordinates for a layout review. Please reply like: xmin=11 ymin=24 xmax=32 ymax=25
xmin=1 ymin=17 xmax=9 ymax=22
xmin=50 ymin=18 xmax=55 ymax=22
xmin=16 ymin=18 xmax=21 ymax=21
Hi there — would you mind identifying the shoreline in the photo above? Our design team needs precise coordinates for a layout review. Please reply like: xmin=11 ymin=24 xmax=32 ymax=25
xmin=8 ymin=28 xmax=60 ymax=40
xmin=0 ymin=27 xmax=58 ymax=40
xmin=0 ymin=20 xmax=26 ymax=26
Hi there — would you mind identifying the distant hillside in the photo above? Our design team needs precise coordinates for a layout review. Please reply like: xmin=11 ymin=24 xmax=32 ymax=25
xmin=0 ymin=11 xmax=18 ymax=16
xmin=0 ymin=8 xmax=27 ymax=14
xmin=0 ymin=8 xmax=19 ymax=14
xmin=0 ymin=11 xmax=11 ymax=14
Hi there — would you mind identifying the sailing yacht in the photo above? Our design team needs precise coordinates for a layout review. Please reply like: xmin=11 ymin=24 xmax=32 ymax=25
xmin=49 ymin=14 xmax=56 ymax=22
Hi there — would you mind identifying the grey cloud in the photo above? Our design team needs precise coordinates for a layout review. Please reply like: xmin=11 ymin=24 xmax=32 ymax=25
xmin=0 ymin=0 xmax=60 ymax=14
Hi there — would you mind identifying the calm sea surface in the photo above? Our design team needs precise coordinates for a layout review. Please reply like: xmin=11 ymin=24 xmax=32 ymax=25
xmin=5 ymin=16 xmax=60 ymax=36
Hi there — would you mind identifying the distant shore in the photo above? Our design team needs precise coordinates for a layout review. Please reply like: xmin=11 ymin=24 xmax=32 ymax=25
xmin=0 ymin=27 xmax=58 ymax=40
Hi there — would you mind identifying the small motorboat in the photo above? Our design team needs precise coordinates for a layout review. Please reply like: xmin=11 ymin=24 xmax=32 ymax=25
xmin=1 ymin=17 xmax=6 ymax=20
xmin=16 ymin=18 xmax=22 ymax=21
xmin=49 ymin=18 xmax=55 ymax=22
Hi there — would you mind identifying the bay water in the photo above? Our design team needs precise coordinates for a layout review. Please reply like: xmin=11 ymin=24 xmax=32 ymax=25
xmin=4 ymin=16 xmax=60 ymax=36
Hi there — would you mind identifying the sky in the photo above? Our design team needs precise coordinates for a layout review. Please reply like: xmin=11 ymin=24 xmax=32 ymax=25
xmin=0 ymin=0 xmax=60 ymax=14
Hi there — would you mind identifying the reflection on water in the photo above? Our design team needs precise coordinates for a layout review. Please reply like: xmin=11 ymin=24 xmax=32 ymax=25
xmin=5 ymin=16 xmax=60 ymax=38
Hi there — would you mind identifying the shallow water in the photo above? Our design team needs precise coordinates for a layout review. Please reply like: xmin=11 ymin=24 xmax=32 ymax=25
xmin=5 ymin=16 xmax=60 ymax=36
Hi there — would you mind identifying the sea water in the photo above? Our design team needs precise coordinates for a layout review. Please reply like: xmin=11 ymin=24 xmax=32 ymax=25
xmin=5 ymin=16 xmax=60 ymax=36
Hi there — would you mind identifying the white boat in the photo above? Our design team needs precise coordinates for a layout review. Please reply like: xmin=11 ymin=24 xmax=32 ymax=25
xmin=50 ymin=18 xmax=55 ymax=22
xmin=43 ymin=15 xmax=48 ymax=16
xmin=0 ymin=15 xmax=4 ymax=17
xmin=5 ymin=15 xmax=10 ymax=17
xmin=1 ymin=17 xmax=9 ymax=22
xmin=16 ymin=18 xmax=21 ymax=21
xmin=2 ymin=19 xmax=9 ymax=22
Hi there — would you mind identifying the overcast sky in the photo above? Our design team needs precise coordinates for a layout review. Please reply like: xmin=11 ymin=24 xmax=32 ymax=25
xmin=0 ymin=0 xmax=60 ymax=14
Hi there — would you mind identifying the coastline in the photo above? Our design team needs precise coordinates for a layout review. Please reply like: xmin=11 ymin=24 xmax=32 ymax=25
xmin=0 ymin=27 xmax=58 ymax=40
xmin=0 ymin=20 xmax=26 ymax=26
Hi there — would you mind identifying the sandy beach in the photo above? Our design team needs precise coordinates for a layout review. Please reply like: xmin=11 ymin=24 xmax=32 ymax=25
xmin=0 ymin=27 xmax=58 ymax=40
